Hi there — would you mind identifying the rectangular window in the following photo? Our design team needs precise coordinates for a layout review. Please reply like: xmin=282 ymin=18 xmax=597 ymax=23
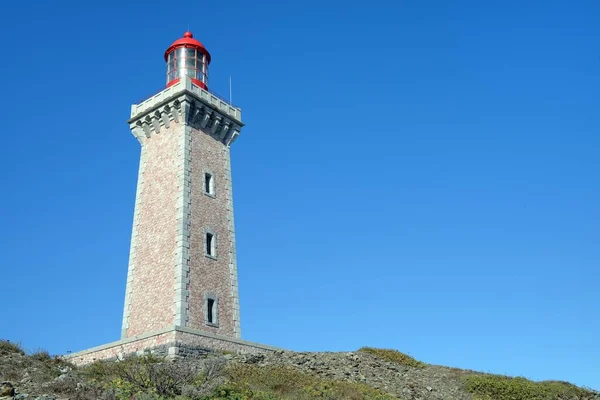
xmin=207 ymin=298 xmax=215 ymax=323
xmin=185 ymin=48 xmax=196 ymax=58
xmin=204 ymin=172 xmax=213 ymax=195
xmin=206 ymin=232 xmax=214 ymax=257
xmin=205 ymin=295 xmax=218 ymax=326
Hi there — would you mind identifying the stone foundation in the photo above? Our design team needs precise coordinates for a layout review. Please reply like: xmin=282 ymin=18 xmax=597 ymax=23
xmin=65 ymin=326 xmax=278 ymax=366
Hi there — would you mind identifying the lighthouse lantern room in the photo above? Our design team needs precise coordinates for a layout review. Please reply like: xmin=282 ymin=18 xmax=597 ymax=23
xmin=164 ymin=31 xmax=211 ymax=90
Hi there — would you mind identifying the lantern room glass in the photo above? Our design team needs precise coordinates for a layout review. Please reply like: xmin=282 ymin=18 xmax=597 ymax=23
xmin=167 ymin=47 xmax=208 ymax=86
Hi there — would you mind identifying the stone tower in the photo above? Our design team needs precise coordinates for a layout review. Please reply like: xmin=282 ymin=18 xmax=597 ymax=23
xmin=67 ymin=32 xmax=275 ymax=365
xmin=121 ymin=32 xmax=243 ymax=341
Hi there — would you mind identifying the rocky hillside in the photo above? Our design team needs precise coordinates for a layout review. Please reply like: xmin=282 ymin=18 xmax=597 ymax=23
xmin=1 ymin=340 xmax=598 ymax=400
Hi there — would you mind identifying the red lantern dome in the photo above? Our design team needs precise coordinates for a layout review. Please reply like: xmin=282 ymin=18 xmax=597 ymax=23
xmin=164 ymin=31 xmax=211 ymax=90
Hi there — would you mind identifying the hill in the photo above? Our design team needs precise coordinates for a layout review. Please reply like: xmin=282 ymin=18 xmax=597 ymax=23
xmin=0 ymin=340 xmax=597 ymax=400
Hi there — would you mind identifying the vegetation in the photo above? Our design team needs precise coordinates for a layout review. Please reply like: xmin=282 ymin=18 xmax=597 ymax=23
xmin=464 ymin=374 xmax=598 ymax=400
xmin=82 ymin=354 xmax=223 ymax=399
xmin=80 ymin=355 xmax=395 ymax=400
xmin=223 ymin=364 xmax=395 ymax=400
xmin=358 ymin=347 xmax=425 ymax=369
xmin=2 ymin=341 xmax=597 ymax=400
xmin=0 ymin=339 xmax=25 ymax=355
xmin=30 ymin=349 xmax=53 ymax=361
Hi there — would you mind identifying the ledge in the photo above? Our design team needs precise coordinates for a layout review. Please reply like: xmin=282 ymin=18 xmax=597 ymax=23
xmin=64 ymin=325 xmax=280 ymax=359
xmin=129 ymin=77 xmax=243 ymax=125
xmin=127 ymin=77 xmax=243 ymax=146
xmin=175 ymin=326 xmax=281 ymax=352
xmin=64 ymin=327 xmax=174 ymax=358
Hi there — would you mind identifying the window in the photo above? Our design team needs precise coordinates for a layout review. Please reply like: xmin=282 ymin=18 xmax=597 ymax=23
xmin=204 ymin=228 xmax=217 ymax=259
xmin=205 ymin=294 xmax=218 ymax=326
xmin=207 ymin=298 xmax=215 ymax=323
xmin=166 ymin=47 xmax=207 ymax=84
xmin=206 ymin=232 xmax=214 ymax=256
xmin=204 ymin=172 xmax=214 ymax=195
xmin=184 ymin=48 xmax=196 ymax=58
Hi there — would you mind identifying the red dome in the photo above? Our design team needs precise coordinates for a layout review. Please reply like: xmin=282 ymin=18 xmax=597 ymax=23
xmin=164 ymin=31 xmax=211 ymax=64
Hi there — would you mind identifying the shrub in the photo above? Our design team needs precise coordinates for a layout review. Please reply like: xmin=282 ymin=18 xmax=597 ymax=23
xmin=358 ymin=347 xmax=425 ymax=369
xmin=45 ymin=373 xmax=79 ymax=394
xmin=463 ymin=373 xmax=598 ymax=400
xmin=31 ymin=349 xmax=52 ymax=361
xmin=0 ymin=340 xmax=25 ymax=355
xmin=224 ymin=364 xmax=395 ymax=400
xmin=82 ymin=354 xmax=224 ymax=400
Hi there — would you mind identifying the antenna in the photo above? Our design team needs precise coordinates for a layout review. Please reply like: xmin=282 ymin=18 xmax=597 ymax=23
xmin=229 ymin=76 xmax=233 ymax=104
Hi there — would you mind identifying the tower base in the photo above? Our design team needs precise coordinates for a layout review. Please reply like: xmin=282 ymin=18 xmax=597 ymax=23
xmin=65 ymin=326 xmax=278 ymax=366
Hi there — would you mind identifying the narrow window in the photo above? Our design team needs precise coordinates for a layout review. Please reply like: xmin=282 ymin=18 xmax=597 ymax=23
xmin=204 ymin=172 xmax=213 ymax=195
xmin=207 ymin=298 xmax=215 ymax=324
xmin=206 ymin=232 xmax=214 ymax=256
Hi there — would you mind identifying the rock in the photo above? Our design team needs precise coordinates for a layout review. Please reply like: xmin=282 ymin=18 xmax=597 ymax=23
xmin=34 ymin=396 xmax=55 ymax=400
xmin=0 ymin=382 xmax=15 ymax=396
xmin=58 ymin=366 xmax=71 ymax=374
xmin=426 ymin=386 xmax=433 ymax=391
xmin=54 ymin=374 xmax=69 ymax=382
xmin=244 ymin=354 xmax=264 ymax=364
xmin=15 ymin=394 xmax=30 ymax=399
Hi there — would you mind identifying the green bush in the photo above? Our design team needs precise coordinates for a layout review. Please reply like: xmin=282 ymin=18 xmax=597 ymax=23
xmin=464 ymin=374 xmax=598 ymax=400
xmin=82 ymin=354 xmax=222 ymax=400
xmin=224 ymin=364 xmax=395 ymax=400
xmin=0 ymin=340 xmax=25 ymax=355
xmin=200 ymin=385 xmax=275 ymax=400
xmin=358 ymin=347 xmax=425 ymax=369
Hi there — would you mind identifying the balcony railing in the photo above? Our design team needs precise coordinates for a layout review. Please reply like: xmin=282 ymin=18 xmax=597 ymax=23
xmin=137 ymin=82 xmax=239 ymax=109
xmin=132 ymin=78 xmax=242 ymax=123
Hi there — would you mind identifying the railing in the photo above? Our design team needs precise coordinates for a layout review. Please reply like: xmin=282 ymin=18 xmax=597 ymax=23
xmin=137 ymin=81 xmax=239 ymax=109
xmin=207 ymin=88 xmax=239 ymax=108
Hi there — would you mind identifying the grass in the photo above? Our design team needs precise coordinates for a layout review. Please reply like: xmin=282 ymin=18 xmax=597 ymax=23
xmin=79 ymin=355 xmax=396 ymax=400
xmin=224 ymin=364 xmax=396 ymax=400
xmin=358 ymin=347 xmax=426 ymax=369
xmin=30 ymin=349 xmax=52 ymax=361
xmin=464 ymin=373 xmax=598 ymax=400
xmin=0 ymin=339 xmax=25 ymax=355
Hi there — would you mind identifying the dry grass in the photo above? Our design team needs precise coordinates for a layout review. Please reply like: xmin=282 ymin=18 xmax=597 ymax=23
xmin=225 ymin=363 xmax=396 ymax=400
xmin=358 ymin=347 xmax=426 ymax=369
xmin=0 ymin=340 xmax=25 ymax=355
xmin=464 ymin=374 xmax=599 ymax=400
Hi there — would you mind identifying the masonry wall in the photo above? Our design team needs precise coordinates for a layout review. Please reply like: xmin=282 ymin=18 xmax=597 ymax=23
xmin=186 ymin=125 xmax=240 ymax=337
xmin=68 ymin=331 xmax=177 ymax=366
xmin=122 ymin=123 xmax=182 ymax=337
xmin=66 ymin=328 xmax=276 ymax=366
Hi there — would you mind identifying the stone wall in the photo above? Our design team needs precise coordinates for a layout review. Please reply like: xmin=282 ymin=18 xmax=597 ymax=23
xmin=122 ymin=122 xmax=182 ymax=337
xmin=186 ymin=125 xmax=240 ymax=338
xmin=122 ymin=115 xmax=242 ymax=341
xmin=67 ymin=330 xmax=177 ymax=365
xmin=66 ymin=328 xmax=278 ymax=366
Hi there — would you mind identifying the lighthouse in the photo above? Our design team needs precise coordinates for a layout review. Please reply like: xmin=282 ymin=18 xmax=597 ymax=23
xmin=68 ymin=32 xmax=275 ymax=364
xmin=164 ymin=31 xmax=211 ymax=90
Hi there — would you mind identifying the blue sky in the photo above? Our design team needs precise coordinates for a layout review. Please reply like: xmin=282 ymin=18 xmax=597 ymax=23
xmin=0 ymin=0 xmax=598 ymax=390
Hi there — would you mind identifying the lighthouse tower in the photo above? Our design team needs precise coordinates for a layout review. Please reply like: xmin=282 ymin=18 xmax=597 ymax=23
xmin=121 ymin=31 xmax=243 ymax=340
xmin=67 ymin=32 xmax=276 ymax=364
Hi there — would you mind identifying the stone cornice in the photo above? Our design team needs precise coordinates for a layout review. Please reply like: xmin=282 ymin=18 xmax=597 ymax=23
xmin=128 ymin=77 xmax=243 ymax=147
